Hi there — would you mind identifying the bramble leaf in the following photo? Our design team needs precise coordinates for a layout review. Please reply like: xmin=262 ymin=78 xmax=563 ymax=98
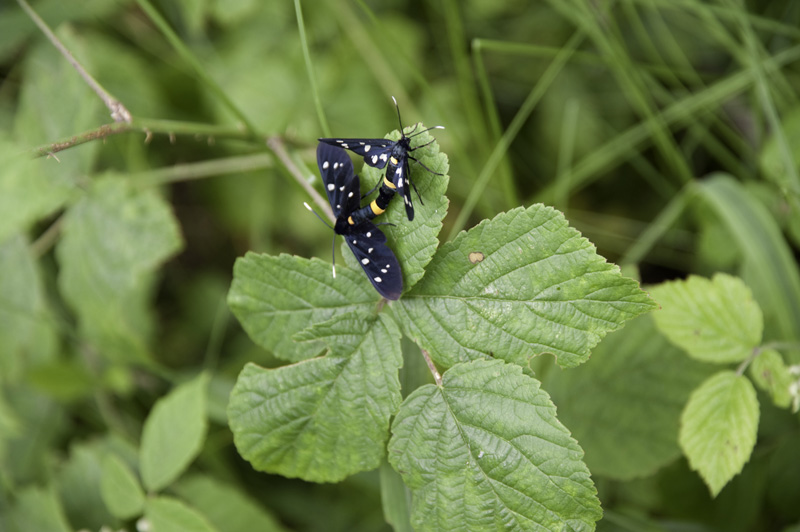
xmin=360 ymin=125 xmax=450 ymax=291
xmin=650 ymin=273 xmax=762 ymax=363
xmin=228 ymin=313 xmax=402 ymax=482
xmin=140 ymin=373 xmax=209 ymax=492
xmin=56 ymin=176 xmax=183 ymax=363
xmin=389 ymin=359 xmax=601 ymax=532
xmin=750 ymin=349 xmax=793 ymax=408
xmin=679 ymin=370 xmax=759 ymax=496
xmin=228 ymin=253 xmax=382 ymax=362
xmin=394 ymin=204 xmax=655 ymax=370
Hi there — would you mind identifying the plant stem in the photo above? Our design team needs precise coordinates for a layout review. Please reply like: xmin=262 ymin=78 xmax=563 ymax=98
xmin=421 ymin=349 xmax=442 ymax=386
xmin=16 ymin=0 xmax=131 ymax=123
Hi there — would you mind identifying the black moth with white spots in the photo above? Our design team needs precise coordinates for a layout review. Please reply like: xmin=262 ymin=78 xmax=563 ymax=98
xmin=316 ymin=142 xmax=403 ymax=300
xmin=319 ymin=97 xmax=443 ymax=222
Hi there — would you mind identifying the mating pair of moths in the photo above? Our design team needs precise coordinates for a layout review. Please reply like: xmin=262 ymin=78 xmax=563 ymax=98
xmin=307 ymin=98 xmax=443 ymax=301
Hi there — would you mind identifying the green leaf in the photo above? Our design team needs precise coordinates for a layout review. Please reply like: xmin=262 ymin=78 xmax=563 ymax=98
xmin=388 ymin=359 xmax=602 ymax=532
xmin=650 ymin=273 xmax=762 ymax=363
xmin=0 ymin=233 xmax=58 ymax=379
xmin=679 ymin=371 xmax=759 ymax=497
xmin=140 ymin=373 xmax=209 ymax=492
xmin=360 ymin=124 xmax=450 ymax=290
xmin=750 ymin=349 xmax=794 ymax=408
xmin=394 ymin=204 xmax=655 ymax=370
xmin=101 ymin=453 xmax=145 ymax=519
xmin=145 ymin=496 xmax=218 ymax=532
xmin=227 ymin=253 xmax=382 ymax=362
xmin=55 ymin=442 xmax=119 ymax=530
xmin=56 ymin=176 xmax=183 ymax=363
xmin=547 ymin=315 xmax=715 ymax=480
xmin=7 ymin=486 xmax=72 ymax=532
xmin=698 ymin=174 xmax=800 ymax=345
xmin=228 ymin=313 xmax=402 ymax=482
xmin=174 ymin=474 xmax=289 ymax=532
xmin=0 ymin=141 xmax=74 ymax=244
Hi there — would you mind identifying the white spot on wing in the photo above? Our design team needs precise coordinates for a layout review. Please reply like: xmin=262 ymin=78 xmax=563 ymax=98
xmin=368 ymin=247 xmax=373 ymax=253
xmin=322 ymin=161 xmax=329 ymax=169
xmin=364 ymin=145 xmax=371 ymax=152
xmin=366 ymin=232 xmax=372 ymax=237
xmin=371 ymin=155 xmax=378 ymax=164
xmin=327 ymin=184 xmax=335 ymax=191
xmin=361 ymin=258 xmax=369 ymax=264
xmin=380 ymin=154 xmax=388 ymax=161
xmin=339 ymin=185 xmax=345 ymax=191
xmin=333 ymin=162 xmax=339 ymax=170
xmin=397 ymin=178 xmax=404 ymax=188
xmin=342 ymin=143 xmax=349 ymax=149
xmin=348 ymin=192 xmax=354 ymax=197
xmin=374 ymin=276 xmax=382 ymax=283
xmin=381 ymin=269 xmax=387 ymax=273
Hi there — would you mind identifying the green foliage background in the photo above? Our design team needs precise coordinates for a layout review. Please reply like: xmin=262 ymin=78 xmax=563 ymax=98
xmin=2 ymin=0 xmax=800 ymax=531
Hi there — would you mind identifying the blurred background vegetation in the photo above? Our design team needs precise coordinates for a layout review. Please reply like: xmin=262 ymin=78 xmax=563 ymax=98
xmin=1 ymin=0 xmax=800 ymax=531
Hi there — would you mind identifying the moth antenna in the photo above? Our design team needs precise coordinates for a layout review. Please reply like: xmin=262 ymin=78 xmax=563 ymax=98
xmin=304 ymin=202 xmax=334 ymax=230
xmin=391 ymin=96 xmax=404 ymax=133
xmin=331 ymin=236 xmax=337 ymax=279
xmin=408 ymin=125 xmax=445 ymax=139
xmin=305 ymin=202 xmax=338 ymax=278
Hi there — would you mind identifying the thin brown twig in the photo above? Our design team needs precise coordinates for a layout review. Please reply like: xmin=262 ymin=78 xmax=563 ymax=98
xmin=267 ymin=136 xmax=333 ymax=222
xmin=17 ymin=0 xmax=132 ymax=123
xmin=421 ymin=349 xmax=442 ymax=386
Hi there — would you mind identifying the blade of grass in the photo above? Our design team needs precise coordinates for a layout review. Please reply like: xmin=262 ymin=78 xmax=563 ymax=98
xmin=619 ymin=184 xmax=695 ymax=266
xmin=699 ymin=174 xmax=800 ymax=345
xmin=535 ymin=44 xmax=800 ymax=202
xmin=559 ymin=0 xmax=694 ymax=184
xmin=448 ymin=30 xmax=585 ymax=238
xmin=472 ymin=38 xmax=518 ymax=211
xmin=134 ymin=0 xmax=260 ymax=137
xmin=727 ymin=0 xmax=800 ymax=198
xmin=294 ymin=0 xmax=330 ymax=137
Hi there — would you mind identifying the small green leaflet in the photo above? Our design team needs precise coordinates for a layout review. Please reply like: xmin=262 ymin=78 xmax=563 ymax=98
xmin=394 ymin=204 xmax=655 ymax=370
xmin=227 ymin=313 xmax=403 ymax=482
xmin=56 ymin=176 xmax=183 ymax=363
xmin=144 ymin=496 xmax=218 ymax=532
xmin=650 ymin=273 xmax=763 ymax=363
xmin=679 ymin=370 xmax=759 ymax=497
xmin=140 ymin=373 xmax=209 ymax=492
xmin=389 ymin=359 xmax=602 ymax=532
xmin=360 ymin=125 xmax=450 ymax=290
xmin=749 ymin=349 xmax=794 ymax=408
xmin=100 ymin=454 xmax=145 ymax=520
xmin=228 ymin=254 xmax=379 ymax=362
